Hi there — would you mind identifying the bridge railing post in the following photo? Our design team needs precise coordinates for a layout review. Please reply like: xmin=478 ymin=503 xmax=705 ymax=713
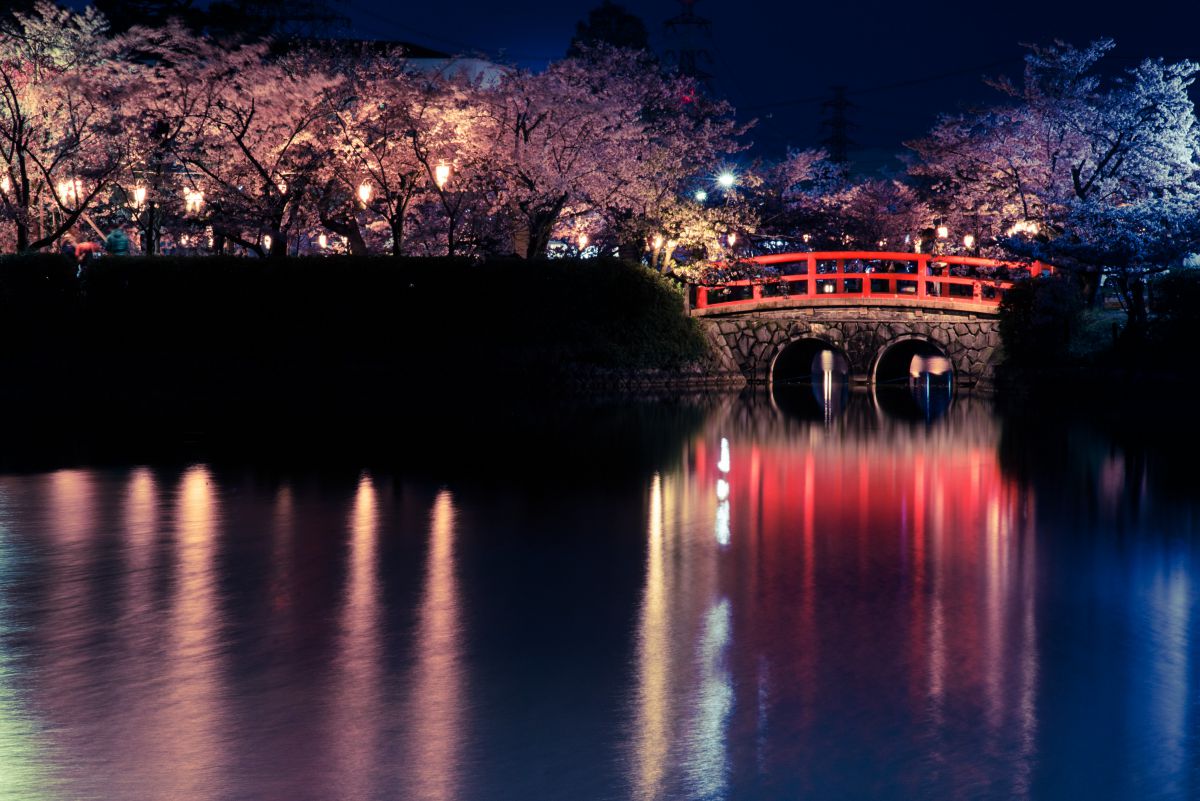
xmin=696 ymin=286 xmax=708 ymax=309
xmin=972 ymin=281 xmax=982 ymax=301
xmin=807 ymin=255 xmax=816 ymax=297
xmin=752 ymin=283 xmax=763 ymax=300
xmin=917 ymin=256 xmax=928 ymax=299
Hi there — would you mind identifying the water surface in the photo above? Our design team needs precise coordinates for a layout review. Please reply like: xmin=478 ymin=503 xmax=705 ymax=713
xmin=0 ymin=390 xmax=1197 ymax=800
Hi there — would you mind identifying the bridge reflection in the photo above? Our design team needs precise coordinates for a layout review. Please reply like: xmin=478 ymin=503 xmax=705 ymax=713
xmin=628 ymin=396 xmax=1040 ymax=799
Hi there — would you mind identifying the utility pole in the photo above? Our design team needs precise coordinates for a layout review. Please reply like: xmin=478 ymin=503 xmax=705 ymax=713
xmin=820 ymin=85 xmax=855 ymax=168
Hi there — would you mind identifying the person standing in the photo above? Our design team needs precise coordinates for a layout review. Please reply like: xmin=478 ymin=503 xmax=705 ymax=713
xmin=105 ymin=224 xmax=130 ymax=256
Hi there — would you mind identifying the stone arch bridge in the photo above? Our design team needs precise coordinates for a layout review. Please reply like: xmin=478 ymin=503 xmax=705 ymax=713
xmin=690 ymin=251 xmax=1050 ymax=388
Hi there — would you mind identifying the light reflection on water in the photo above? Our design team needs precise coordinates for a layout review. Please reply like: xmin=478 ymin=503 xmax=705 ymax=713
xmin=0 ymin=395 xmax=1196 ymax=800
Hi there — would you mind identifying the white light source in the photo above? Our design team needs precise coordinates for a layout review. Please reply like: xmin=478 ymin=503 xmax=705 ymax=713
xmin=577 ymin=233 xmax=588 ymax=250
xmin=357 ymin=182 xmax=372 ymax=204
xmin=133 ymin=186 xmax=146 ymax=208
xmin=936 ymin=225 xmax=949 ymax=239
xmin=56 ymin=178 xmax=82 ymax=204
xmin=318 ymin=233 xmax=328 ymax=249
xmin=0 ymin=175 xmax=9 ymax=194
xmin=434 ymin=161 xmax=451 ymax=189
xmin=651 ymin=234 xmax=664 ymax=250
xmin=963 ymin=234 xmax=976 ymax=249
xmin=183 ymin=189 xmax=204 ymax=214
xmin=263 ymin=234 xmax=272 ymax=251
xmin=717 ymin=171 xmax=736 ymax=189
xmin=694 ymin=189 xmax=707 ymax=201
xmin=727 ymin=232 xmax=737 ymax=247
xmin=1008 ymin=220 xmax=1039 ymax=236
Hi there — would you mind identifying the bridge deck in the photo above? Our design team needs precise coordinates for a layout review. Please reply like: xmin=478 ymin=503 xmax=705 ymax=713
xmin=690 ymin=251 xmax=1051 ymax=315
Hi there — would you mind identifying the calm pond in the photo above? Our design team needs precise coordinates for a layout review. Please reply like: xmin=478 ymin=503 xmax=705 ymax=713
xmin=0 ymin=386 xmax=1197 ymax=800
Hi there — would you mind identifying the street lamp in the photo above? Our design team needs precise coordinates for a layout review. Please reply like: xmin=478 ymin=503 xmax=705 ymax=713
xmin=434 ymin=161 xmax=451 ymax=189
xmin=651 ymin=233 xmax=664 ymax=251
xmin=963 ymin=234 xmax=976 ymax=250
xmin=318 ymin=233 xmax=328 ymax=249
xmin=132 ymin=186 xmax=147 ymax=208
xmin=357 ymin=182 xmax=372 ymax=204
xmin=727 ymin=232 xmax=737 ymax=248
xmin=694 ymin=189 xmax=708 ymax=202
xmin=936 ymin=224 xmax=949 ymax=239
xmin=263 ymin=234 xmax=272 ymax=252
xmin=717 ymin=171 xmax=736 ymax=190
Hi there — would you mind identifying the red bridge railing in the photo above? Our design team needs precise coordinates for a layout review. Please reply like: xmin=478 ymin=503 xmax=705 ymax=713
xmin=692 ymin=251 xmax=1053 ymax=312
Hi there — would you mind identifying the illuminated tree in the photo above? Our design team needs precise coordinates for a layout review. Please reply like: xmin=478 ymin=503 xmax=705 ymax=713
xmin=484 ymin=46 xmax=746 ymax=259
xmin=0 ymin=2 xmax=132 ymax=251
xmin=167 ymin=39 xmax=342 ymax=256
xmin=909 ymin=39 xmax=1200 ymax=320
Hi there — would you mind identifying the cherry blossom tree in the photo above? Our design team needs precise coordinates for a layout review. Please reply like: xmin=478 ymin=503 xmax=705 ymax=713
xmin=909 ymin=39 xmax=1200 ymax=319
xmin=483 ymin=46 xmax=746 ymax=259
xmin=0 ymin=2 xmax=133 ymax=251
xmin=166 ymin=38 xmax=342 ymax=256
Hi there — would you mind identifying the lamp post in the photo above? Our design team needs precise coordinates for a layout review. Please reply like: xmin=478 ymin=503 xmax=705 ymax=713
xmin=357 ymin=182 xmax=372 ymax=205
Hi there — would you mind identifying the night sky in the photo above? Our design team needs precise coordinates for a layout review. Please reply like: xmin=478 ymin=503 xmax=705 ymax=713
xmin=65 ymin=0 xmax=1199 ymax=169
xmin=338 ymin=0 xmax=1198 ymax=169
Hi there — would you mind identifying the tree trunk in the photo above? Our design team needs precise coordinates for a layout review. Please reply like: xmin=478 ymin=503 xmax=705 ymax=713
xmin=390 ymin=217 xmax=405 ymax=257
xmin=523 ymin=194 xmax=567 ymax=259
xmin=143 ymin=204 xmax=159 ymax=255
xmin=319 ymin=213 xmax=368 ymax=256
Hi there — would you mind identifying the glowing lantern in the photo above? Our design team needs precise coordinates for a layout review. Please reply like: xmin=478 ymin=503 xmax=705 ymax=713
xmin=434 ymin=161 xmax=451 ymax=189
xmin=577 ymin=233 xmax=588 ymax=250
xmin=357 ymin=182 xmax=372 ymax=204
xmin=963 ymin=234 xmax=976 ymax=249
xmin=263 ymin=234 xmax=273 ymax=251
xmin=727 ymin=232 xmax=737 ymax=247
xmin=318 ymin=233 xmax=328 ymax=249
xmin=183 ymin=189 xmax=204 ymax=214
xmin=133 ymin=186 xmax=147 ymax=208
xmin=936 ymin=225 xmax=949 ymax=239
xmin=651 ymin=234 xmax=664 ymax=250
xmin=1 ymin=176 xmax=10 ymax=194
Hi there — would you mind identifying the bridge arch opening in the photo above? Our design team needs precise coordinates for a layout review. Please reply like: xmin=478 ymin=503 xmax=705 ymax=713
xmin=873 ymin=337 xmax=953 ymax=421
xmin=770 ymin=338 xmax=851 ymax=421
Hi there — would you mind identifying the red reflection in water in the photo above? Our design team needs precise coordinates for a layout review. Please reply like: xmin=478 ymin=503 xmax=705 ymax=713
xmin=632 ymin=412 xmax=1040 ymax=799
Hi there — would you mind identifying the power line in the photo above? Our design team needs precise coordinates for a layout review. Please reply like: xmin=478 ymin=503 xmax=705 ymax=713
xmin=742 ymin=57 xmax=1020 ymax=112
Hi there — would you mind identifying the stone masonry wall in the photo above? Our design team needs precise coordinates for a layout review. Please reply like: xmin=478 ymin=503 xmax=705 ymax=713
xmin=697 ymin=307 xmax=1002 ymax=387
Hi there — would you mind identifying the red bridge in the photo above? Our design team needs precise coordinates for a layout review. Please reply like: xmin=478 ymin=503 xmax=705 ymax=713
xmin=692 ymin=251 xmax=1052 ymax=314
